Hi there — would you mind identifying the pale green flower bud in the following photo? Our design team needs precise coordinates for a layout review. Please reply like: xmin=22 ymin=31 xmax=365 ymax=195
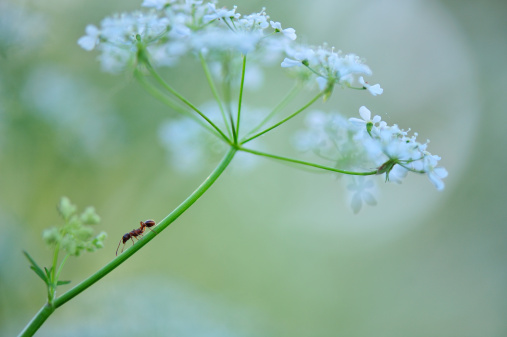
xmin=42 ymin=227 xmax=61 ymax=246
xmin=80 ymin=206 xmax=101 ymax=225
xmin=73 ymin=226 xmax=94 ymax=241
xmin=58 ymin=197 xmax=77 ymax=220
xmin=61 ymin=236 xmax=78 ymax=256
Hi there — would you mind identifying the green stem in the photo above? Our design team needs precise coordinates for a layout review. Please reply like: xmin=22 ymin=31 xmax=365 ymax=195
xmin=241 ymin=91 xmax=324 ymax=144
xmin=244 ymin=83 xmax=301 ymax=139
xmin=199 ymin=53 xmax=232 ymax=138
xmin=235 ymin=54 xmax=247 ymax=143
xmin=18 ymin=147 xmax=237 ymax=337
xmin=17 ymin=303 xmax=55 ymax=337
xmin=55 ymin=253 xmax=70 ymax=283
xmin=48 ymin=243 xmax=60 ymax=304
xmin=143 ymin=61 xmax=230 ymax=142
xmin=239 ymin=146 xmax=377 ymax=176
xmin=134 ymin=70 xmax=220 ymax=138
xmin=222 ymin=56 xmax=237 ymax=141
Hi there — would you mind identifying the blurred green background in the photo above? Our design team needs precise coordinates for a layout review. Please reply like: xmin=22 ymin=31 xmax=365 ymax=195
xmin=1 ymin=0 xmax=506 ymax=336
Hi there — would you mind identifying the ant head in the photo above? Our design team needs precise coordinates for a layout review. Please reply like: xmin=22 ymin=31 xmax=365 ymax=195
xmin=143 ymin=219 xmax=156 ymax=227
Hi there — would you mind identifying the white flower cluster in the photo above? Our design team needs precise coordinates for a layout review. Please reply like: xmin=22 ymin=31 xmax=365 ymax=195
xmin=281 ymin=44 xmax=382 ymax=95
xmin=349 ymin=106 xmax=448 ymax=191
xmin=78 ymin=0 xmax=296 ymax=73
xmin=295 ymin=107 xmax=447 ymax=211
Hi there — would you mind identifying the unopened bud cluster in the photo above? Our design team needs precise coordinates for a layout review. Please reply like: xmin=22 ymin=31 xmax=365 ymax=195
xmin=42 ymin=197 xmax=106 ymax=256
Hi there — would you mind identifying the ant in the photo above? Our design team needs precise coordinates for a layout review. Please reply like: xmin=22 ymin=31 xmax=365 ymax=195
xmin=116 ymin=219 xmax=157 ymax=256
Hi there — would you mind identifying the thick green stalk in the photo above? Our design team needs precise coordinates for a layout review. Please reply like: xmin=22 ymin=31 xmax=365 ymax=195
xmin=17 ymin=304 xmax=55 ymax=337
xmin=239 ymin=146 xmax=377 ymax=176
xmin=18 ymin=147 xmax=237 ymax=337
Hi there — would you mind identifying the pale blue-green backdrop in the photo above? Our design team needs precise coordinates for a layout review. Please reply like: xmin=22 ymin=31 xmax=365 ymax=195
xmin=1 ymin=0 xmax=505 ymax=336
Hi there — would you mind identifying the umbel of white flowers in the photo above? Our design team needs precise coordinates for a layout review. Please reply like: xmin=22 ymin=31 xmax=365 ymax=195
xmin=77 ymin=0 xmax=380 ymax=94
xmin=78 ymin=0 xmax=447 ymax=213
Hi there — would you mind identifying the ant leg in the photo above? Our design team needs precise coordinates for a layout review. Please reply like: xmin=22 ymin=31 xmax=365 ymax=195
xmin=145 ymin=226 xmax=158 ymax=234
xmin=116 ymin=239 xmax=123 ymax=256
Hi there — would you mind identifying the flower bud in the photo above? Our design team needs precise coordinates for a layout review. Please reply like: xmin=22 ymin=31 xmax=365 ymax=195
xmin=42 ymin=227 xmax=61 ymax=246
xmin=80 ymin=206 xmax=101 ymax=225
xmin=58 ymin=197 xmax=77 ymax=220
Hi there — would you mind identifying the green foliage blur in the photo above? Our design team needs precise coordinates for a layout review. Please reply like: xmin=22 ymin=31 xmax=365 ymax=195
xmin=1 ymin=0 xmax=506 ymax=336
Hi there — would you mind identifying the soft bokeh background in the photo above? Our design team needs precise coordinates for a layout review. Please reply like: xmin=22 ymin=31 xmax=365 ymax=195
xmin=1 ymin=0 xmax=506 ymax=336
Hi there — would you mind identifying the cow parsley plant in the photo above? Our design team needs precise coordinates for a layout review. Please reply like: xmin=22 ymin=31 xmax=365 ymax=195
xmin=19 ymin=2 xmax=448 ymax=335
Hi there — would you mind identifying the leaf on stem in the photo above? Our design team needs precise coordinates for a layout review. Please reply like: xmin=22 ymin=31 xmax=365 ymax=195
xmin=23 ymin=251 xmax=49 ymax=285
xmin=44 ymin=267 xmax=52 ymax=281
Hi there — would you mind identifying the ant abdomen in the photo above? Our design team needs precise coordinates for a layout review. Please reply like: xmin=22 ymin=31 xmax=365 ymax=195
xmin=142 ymin=219 xmax=156 ymax=227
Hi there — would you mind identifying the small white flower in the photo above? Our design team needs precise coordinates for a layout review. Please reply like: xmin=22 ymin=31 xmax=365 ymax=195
xmin=422 ymin=154 xmax=448 ymax=190
xmin=240 ymin=9 xmax=269 ymax=30
xmin=203 ymin=3 xmax=240 ymax=23
xmin=141 ymin=0 xmax=174 ymax=10
xmin=316 ymin=76 xmax=328 ymax=91
xmin=359 ymin=76 xmax=383 ymax=96
xmin=386 ymin=164 xmax=408 ymax=184
xmin=270 ymin=21 xmax=297 ymax=40
xmin=427 ymin=166 xmax=448 ymax=191
xmin=331 ymin=53 xmax=372 ymax=82
xmin=77 ymin=25 xmax=100 ymax=51
xmin=347 ymin=177 xmax=377 ymax=214
xmin=349 ymin=106 xmax=381 ymax=128
xmin=281 ymin=58 xmax=302 ymax=67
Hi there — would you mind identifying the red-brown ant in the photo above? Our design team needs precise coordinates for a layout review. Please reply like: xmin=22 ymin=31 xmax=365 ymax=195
xmin=116 ymin=219 xmax=157 ymax=256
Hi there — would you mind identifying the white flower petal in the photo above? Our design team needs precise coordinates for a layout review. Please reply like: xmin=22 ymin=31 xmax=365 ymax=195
xmin=358 ymin=106 xmax=371 ymax=121
xmin=350 ymin=193 xmax=362 ymax=214
xmin=367 ymin=83 xmax=383 ymax=96
xmin=316 ymin=76 xmax=327 ymax=91
xmin=281 ymin=58 xmax=301 ymax=68
xmin=282 ymin=28 xmax=297 ymax=40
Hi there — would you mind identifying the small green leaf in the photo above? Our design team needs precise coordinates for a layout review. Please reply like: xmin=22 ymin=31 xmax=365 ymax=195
xmin=29 ymin=266 xmax=48 ymax=284
xmin=23 ymin=251 xmax=42 ymax=270
xmin=44 ymin=267 xmax=52 ymax=280
xmin=23 ymin=251 xmax=48 ymax=284
xmin=56 ymin=280 xmax=71 ymax=286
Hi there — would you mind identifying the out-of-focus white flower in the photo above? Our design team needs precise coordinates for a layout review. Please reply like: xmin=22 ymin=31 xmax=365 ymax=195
xmin=0 ymin=2 xmax=47 ymax=54
xmin=293 ymin=110 xmax=379 ymax=173
xmin=270 ymin=21 xmax=297 ymax=40
xmin=21 ymin=66 xmax=121 ymax=159
xmin=77 ymin=25 xmax=100 ymax=51
xmin=359 ymin=76 xmax=383 ymax=96
xmin=141 ymin=0 xmax=175 ymax=10
xmin=422 ymin=154 xmax=448 ymax=190
xmin=203 ymin=3 xmax=240 ymax=23
xmin=191 ymin=28 xmax=261 ymax=55
xmin=282 ymin=44 xmax=375 ymax=95
xmin=346 ymin=177 xmax=377 ymax=214
xmin=387 ymin=165 xmax=409 ymax=184
xmin=281 ymin=58 xmax=302 ymax=68
xmin=316 ymin=76 xmax=328 ymax=91
xmin=238 ymin=8 xmax=269 ymax=30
